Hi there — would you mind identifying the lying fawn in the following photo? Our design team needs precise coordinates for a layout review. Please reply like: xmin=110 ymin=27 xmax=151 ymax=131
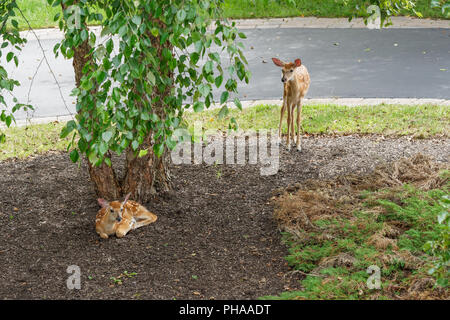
xmin=95 ymin=193 xmax=157 ymax=239
xmin=272 ymin=57 xmax=310 ymax=151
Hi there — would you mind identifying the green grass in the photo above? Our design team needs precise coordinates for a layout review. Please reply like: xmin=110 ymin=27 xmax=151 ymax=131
xmin=185 ymin=103 xmax=450 ymax=138
xmin=222 ymin=0 xmax=447 ymax=20
xmin=0 ymin=121 xmax=69 ymax=161
xmin=0 ymin=103 xmax=448 ymax=161
xmin=10 ymin=0 xmax=448 ymax=31
xmin=14 ymin=0 xmax=62 ymax=30
xmin=262 ymin=181 xmax=449 ymax=300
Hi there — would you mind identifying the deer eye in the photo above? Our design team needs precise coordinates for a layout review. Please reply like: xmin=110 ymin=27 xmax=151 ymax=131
xmin=110 ymin=208 xmax=114 ymax=213
xmin=290 ymin=70 xmax=293 ymax=72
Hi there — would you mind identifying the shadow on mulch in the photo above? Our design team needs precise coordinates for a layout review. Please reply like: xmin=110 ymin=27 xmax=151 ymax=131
xmin=0 ymin=135 xmax=448 ymax=299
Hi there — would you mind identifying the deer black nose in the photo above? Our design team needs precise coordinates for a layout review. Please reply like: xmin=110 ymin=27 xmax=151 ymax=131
xmin=281 ymin=78 xmax=286 ymax=83
xmin=116 ymin=216 xmax=122 ymax=222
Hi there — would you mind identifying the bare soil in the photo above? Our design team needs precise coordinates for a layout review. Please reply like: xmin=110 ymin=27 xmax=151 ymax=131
xmin=0 ymin=134 xmax=448 ymax=299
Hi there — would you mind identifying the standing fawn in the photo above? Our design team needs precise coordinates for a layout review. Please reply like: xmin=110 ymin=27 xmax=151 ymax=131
xmin=272 ymin=57 xmax=310 ymax=151
xmin=95 ymin=193 xmax=157 ymax=239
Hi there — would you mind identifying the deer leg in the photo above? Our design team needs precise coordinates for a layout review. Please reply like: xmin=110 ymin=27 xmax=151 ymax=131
xmin=286 ymin=103 xmax=291 ymax=150
xmin=296 ymin=101 xmax=302 ymax=152
xmin=290 ymin=105 xmax=295 ymax=146
xmin=278 ymin=102 xmax=286 ymax=141
xmin=134 ymin=212 xmax=157 ymax=229
xmin=99 ymin=232 xmax=109 ymax=239
xmin=115 ymin=222 xmax=132 ymax=238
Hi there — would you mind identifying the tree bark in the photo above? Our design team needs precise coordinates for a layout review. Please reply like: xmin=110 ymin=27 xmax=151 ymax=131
xmin=88 ymin=156 xmax=122 ymax=200
xmin=123 ymin=136 xmax=171 ymax=203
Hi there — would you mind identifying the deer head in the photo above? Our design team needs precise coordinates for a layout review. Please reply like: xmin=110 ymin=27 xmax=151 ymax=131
xmin=97 ymin=192 xmax=132 ymax=223
xmin=272 ymin=58 xmax=302 ymax=83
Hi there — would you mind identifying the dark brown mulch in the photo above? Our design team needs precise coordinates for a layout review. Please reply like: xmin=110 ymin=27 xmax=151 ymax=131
xmin=0 ymin=134 xmax=448 ymax=300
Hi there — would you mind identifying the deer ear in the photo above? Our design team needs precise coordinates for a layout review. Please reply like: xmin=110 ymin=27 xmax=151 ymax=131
xmin=97 ymin=198 xmax=109 ymax=208
xmin=272 ymin=58 xmax=284 ymax=67
xmin=122 ymin=192 xmax=132 ymax=205
xmin=294 ymin=59 xmax=302 ymax=67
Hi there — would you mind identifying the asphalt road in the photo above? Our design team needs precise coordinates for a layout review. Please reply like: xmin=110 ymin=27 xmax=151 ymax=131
xmin=3 ymin=27 xmax=450 ymax=120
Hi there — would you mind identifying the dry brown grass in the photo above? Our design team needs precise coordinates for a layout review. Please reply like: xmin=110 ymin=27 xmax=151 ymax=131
xmin=273 ymin=154 xmax=449 ymax=232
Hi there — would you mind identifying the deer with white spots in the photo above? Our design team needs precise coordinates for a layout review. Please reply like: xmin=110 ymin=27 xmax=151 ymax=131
xmin=95 ymin=193 xmax=157 ymax=239
xmin=272 ymin=57 xmax=310 ymax=151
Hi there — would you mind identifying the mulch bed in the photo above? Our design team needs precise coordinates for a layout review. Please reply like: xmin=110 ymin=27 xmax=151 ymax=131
xmin=0 ymin=134 xmax=448 ymax=299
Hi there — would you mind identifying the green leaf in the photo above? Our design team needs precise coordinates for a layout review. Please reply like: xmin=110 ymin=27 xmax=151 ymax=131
xmin=99 ymin=142 xmax=109 ymax=155
xmin=151 ymin=28 xmax=159 ymax=37
xmin=88 ymin=151 xmax=98 ymax=165
xmin=6 ymin=52 xmax=14 ymax=63
xmin=198 ymin=84 xmax=210 ymax=97
xmin=150 ymin=113 xmax=159 ymax=122
xmin=96 ymin=71 xmax=107 ymax=84
xmin=60 ymin=120 xmax=77 ymax=138
xmin=106 ymin=39 xmax=114 ymax=54
xmin=102 ymin=130 xmax=113 ymax=143
xmin=118 ymin=25 xmax=128 ymax=37
xmin=234 ymin=97 xmax=242 ymax=110
xmin=193 ymin=101 xmax=204 ymax=113
xmin=220 ymin=91 xmax=229 ymax=104
xmin=104 ymin=157 xmax=112 ymax=167
xmin=69 ymin=149 xmax=79 ymax=163
xmin=177 ymin=9 xmax=187 ymax=22
xmin=132 ymin=15 xmax=142 ymax=26
xmin=78 ymin=138 xmax=88 ymax=153
xmin=218 ymin=105 xmax=229 ymax=119
xmin=80 ymin=29 xmax=88 ymax=42
xmin=215 ymin=75 xmax=223 ymax=88
xmin=5 ymin=116 xmax=12 ymax=127
xmin=204 ymin=61 xmax=213 ymax=73
xmin=154 ymin=143 xmax=164 ymax=158
xmin=147 ymin=71 xmax=156 ymax=85
xmin=138 ymin=149 xmax=148 ymax=157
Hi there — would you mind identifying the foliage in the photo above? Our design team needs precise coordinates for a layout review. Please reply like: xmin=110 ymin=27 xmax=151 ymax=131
xmin=48 ymin=0 xmax=249 ymax=167
xmin=340 ymin=0 xmax=420 ymax=27
xmin=423 ymin=194 xmax=450 ymax=287
xmin=0 ymin=0 xmax=32 ymax=143
xmin=431 ymin=0 xmax=450 ymax=17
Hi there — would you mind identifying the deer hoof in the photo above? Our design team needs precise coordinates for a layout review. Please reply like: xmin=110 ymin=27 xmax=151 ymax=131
xmin=297 ymin=146 xmax=302 ymax=152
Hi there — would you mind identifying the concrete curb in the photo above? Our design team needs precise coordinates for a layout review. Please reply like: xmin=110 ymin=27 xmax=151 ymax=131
xmin=19 ymin=17 xmax=450 ymax=41
xmin=233 ymin=16 xmax=450 ymax=29
xmin=6 ymin=98 xmax=449 ymax=128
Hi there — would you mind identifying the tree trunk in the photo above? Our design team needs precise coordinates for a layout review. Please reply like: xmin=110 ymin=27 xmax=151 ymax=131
xmin=88 ymin=157 xmax=122 ymax=200
xmin=123 ymin=136 xmax=171 ymax=203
